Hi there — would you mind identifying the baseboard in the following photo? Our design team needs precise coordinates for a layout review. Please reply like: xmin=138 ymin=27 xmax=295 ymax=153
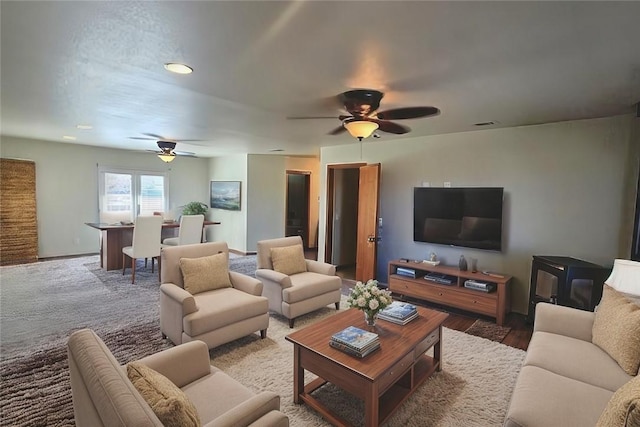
xmin=38 ymin=252 xmax=99 ymax=261
xmin=229 ymin=249 xmax=256 ymax=256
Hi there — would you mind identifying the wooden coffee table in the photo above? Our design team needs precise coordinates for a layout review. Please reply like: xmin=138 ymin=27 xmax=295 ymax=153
xmin=285 ymin=306 xmax=449 ymax=426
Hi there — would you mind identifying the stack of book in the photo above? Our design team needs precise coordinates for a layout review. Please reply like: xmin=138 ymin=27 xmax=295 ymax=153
xmin=377 ymin=301 xmax=419 ymax=325
xmin=330 ymin=326 xmax=380 ymax=358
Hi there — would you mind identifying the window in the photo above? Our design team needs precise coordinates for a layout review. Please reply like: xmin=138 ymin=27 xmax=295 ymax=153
xmin=98 ymin=167 xmax=168 ymax=223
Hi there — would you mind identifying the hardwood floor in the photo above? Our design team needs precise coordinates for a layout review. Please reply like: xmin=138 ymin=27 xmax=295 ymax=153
xmin=394 ymin=296 xmax=532 ymax=351
xmin=306 ymin=248 xmax=533 ymax=351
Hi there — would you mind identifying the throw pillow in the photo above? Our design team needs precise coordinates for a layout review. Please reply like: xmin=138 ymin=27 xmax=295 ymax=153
xmin=592 ymin=285 xmax=640 ymax=376
xmin=271 ymin=245 xmax=307 ymax=275
xmin=127 ymin=362 xmax=201 ymax=427
xmin=596 ymin=374 xmax=640 ymax=427
xmin=179 ymin=252 xmax=231 ymax=295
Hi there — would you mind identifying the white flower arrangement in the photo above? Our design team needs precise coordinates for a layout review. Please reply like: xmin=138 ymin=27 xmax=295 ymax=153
xmin=346 ymin=279 xmax=393 ymax=318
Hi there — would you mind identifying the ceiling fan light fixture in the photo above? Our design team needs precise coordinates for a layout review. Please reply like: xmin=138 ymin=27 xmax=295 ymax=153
xmin=344 ymin=120 xmax=379 ymax=141
xmin=158 ymin=152 xmax=176 ymax=163
xmin=164 ymin=62 xmax=193 ymax=74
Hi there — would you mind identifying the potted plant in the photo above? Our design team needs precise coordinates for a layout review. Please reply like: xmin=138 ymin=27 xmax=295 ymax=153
xmin=182 ymin=201 xmax=208 ymax=216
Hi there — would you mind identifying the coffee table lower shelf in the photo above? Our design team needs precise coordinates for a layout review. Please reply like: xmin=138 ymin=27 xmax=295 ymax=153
xmin=294 ymin=347 xmax=440 ymax=426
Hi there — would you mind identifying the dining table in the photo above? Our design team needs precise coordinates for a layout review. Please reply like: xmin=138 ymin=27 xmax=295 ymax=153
xmin=85 ymin=220 xmax=220 ymax=271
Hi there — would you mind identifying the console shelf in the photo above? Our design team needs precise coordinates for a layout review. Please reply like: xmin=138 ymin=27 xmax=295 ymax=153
xmin=388 ymin=260 xmax=512 ymax=325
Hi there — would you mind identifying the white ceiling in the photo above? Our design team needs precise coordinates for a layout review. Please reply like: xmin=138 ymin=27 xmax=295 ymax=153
xmin=1 ymin=1 xmax=639 ymax=158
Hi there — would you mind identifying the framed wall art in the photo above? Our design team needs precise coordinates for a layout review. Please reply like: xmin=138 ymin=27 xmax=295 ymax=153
xmin=210 ymin=181 xmax=241 ymax=211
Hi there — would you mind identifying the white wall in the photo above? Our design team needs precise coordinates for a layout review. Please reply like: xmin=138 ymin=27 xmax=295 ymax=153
xmin=206 ymin=154 xmax=319 ymax=253
xmin=0 ymin=137 xmax=318 ymax=257
xmin=207 ymin=154 xmax=248 ymax=251
xmin=319 ymin=115 xmax=634 ymax=314
xmin=0 ymin=136 xmax=210 ymax=258
xmin=246 ymin=155 xmax=286 ymax=251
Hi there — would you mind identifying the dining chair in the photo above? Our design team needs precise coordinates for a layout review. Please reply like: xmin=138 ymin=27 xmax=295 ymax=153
xmin=162 ymin=214 xmax=205 ymax=246
xmin=122 ymin=215 xmax=163 ymax=284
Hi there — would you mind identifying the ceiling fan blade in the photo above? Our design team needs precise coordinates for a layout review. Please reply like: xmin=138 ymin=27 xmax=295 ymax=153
xmin=376 ymin=106 xmax=440 ymax=120
xmin=328 ymin=125 xmax=347 ymax=135
xmin=175 ymin=150 xmax=196 ymax=157
xmin=287 ymin=114 xmax=353 ymax=120
xmin=287 ymin=116 xmax=338 ymax=120
xmin=129 ymin=136 xmax=155 ymax=140
xmin=142 ymin=133 xmax=167 ymax=139
xmin=370 ymin=119 xmax=410 ymax=134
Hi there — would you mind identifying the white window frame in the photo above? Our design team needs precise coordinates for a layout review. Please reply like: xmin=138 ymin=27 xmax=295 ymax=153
xmin=98 ymin=166 xmax=170 ymax=223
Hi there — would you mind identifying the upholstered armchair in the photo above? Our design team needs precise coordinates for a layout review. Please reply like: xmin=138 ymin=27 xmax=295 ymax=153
xmin=160 ymin=242 xmax=270 ymax=349
xmin=68 ymin=329 xmax=289 ymax=427
xmin=255 ymin=236 xmax=342 ymax=328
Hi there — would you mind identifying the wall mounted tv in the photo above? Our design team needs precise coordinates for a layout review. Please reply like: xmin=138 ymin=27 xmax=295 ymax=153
xmin=413 ymin=187 xmax=504 ymax=251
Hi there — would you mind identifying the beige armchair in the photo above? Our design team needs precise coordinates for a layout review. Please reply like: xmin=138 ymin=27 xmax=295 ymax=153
xmin=68 ymin=329 xmax=289 ymax=427
xmin=256 ymin=236 xmax=342 ymax=328
xmin=160 ymin=242 xmax=270 ymax=349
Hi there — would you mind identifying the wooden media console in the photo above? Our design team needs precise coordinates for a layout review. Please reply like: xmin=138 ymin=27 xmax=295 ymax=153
xmin=388 ymin=260 xmax=512 ymax=325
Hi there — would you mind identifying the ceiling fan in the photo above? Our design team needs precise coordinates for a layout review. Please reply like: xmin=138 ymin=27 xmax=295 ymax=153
xmin=129 ymin=133 xmax=198 ymax=162
xmin=288 ymin=89 xmax=440 ymax=141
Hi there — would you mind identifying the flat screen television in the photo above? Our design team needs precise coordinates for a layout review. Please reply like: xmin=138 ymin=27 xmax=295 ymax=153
xmin=413 ymin=187 xmax=504 ymax=251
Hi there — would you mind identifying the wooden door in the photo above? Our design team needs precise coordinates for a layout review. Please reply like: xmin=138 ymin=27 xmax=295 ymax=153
xmin=0 ymin=158 xmax=38 ymax=265
xmin=355 ymin=163 xmax=381 ymax=281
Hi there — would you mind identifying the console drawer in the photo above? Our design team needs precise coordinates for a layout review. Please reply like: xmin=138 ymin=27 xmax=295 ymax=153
xmin=415 ymin=328 xmax=440 ymax=358
xmin=378 ymin=351 xmax=414 ymax=393
xmin=446 ymin=291 xmax=496 ymax=316
xmin=389 ymin=277 xmax=449 ymax=304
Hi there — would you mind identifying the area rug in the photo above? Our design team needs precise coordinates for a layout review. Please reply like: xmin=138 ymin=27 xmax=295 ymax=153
xmin=1 ymin=255 xmax=526 ymax=426
xmin=0 ymin=254 xmax=257 ymax=357
xmin=211 ymin=309 xmax=525 ymax=427
xmin=0 ymin=320 xmax=171 ymax=427
xmin=464 ymin=319 xmax=512 ymax=342
xmin=0 ymin=303 xmax=525 ymax=427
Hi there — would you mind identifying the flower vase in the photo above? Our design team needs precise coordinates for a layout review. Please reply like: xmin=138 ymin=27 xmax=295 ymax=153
xmin=364 ymin=311 xmax=377 ymax=327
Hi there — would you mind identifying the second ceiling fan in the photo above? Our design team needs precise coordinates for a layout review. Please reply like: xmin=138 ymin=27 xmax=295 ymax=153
xmin=129 ymin=133 xmax=198 ymax=162
xmin=290 ymin=89 xmax=440 ymax=140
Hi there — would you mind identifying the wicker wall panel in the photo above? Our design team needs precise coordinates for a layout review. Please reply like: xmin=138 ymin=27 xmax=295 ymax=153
xmin=0 ymin=158 xmax=38 ymax=265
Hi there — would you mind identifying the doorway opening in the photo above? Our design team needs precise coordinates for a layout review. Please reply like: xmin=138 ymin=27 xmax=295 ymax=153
xmin=285 ymin=171 xmax=311 ymax=249
xmin=325 ymin=164 xmax=365 ymax=280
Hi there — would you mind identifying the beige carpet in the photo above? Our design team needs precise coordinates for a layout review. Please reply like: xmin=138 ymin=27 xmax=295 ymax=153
xmin=210 ymin=300 xmax=526 ymax=427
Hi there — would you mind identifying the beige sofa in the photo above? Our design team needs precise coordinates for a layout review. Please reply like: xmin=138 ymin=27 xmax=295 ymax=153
xmin=504 ymin=259 xmax=640 ymax=427
xmin=504 ymin=303 xmax=633 ymax=426
xmin=68 ymin=329 xmax=289 ymax=426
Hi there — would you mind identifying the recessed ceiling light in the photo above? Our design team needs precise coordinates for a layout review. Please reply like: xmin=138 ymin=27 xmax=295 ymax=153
xmin=164 ymin=62 xmax=193 ymax=74
xmin=76 ymin=124 xmax=93 ymax=130
xmin=62 ymin=135 xmax=77 ymax=140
